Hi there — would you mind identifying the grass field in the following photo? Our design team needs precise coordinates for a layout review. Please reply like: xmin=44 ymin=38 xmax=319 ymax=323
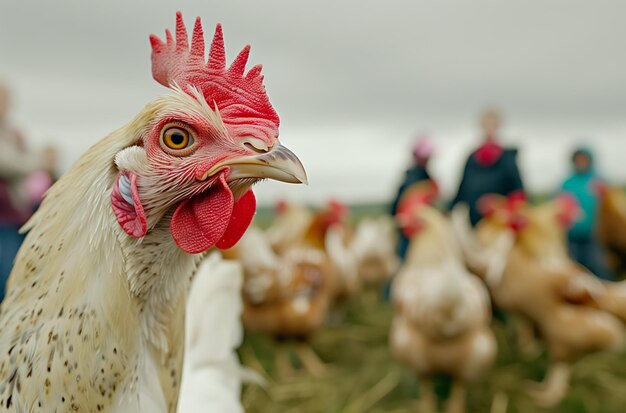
xmin=238 ymin=291 xmax=626 ymax=413
xmin=241 ymin=202 xmax=626 ymax=413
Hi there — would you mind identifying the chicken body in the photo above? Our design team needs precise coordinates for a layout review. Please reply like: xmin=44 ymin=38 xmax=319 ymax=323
xmin=266 ymin=202 xmax=313 ymax=255
xmin=231 ymin=226 xmax=331 ymax=376
xmin=474 ymin=201 xmax=624 ymax=358
xmin=390 ymin=205 xmax=495 ymax=413
xmin=177 ymin=253 xmax=244 ymax=413
xmin=598 ymin=186 xmax=626 ymax=272
xmin=235 ymin=227 xmax=332 ymax=340
xmin=324 ymin=220 xmax=360 ymax=301
xmin=267 ymin=202 xmax=360 ymax=302
xmin=0 ymin=13 xmax=305 ymax=412
xmin=350 ymin=216 xmax=399 ymax=289
xmin=501 ymin=247 xmax=624 ymax=362
xmin=0 ymin=121 xmax=191 ymax=413
xmin=458 ymin=198 xmax=625 ymax=406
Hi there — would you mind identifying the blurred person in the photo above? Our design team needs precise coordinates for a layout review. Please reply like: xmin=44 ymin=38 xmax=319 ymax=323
xmin=450 ymin=108 xmax=525 ymax=226
xmin=0 ymin=84 xmax=49 ymax=301
xmin=26 ymin=145 xmax=59 ymax=211
xmin=390 ymin=135 xmax=435 ymax=260
xmin=560 ymin=147 xmax=612 ymax=280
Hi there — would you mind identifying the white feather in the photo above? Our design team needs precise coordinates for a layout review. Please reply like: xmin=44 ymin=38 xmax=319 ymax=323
xmin=177 ymin=253 xmax=245 ymax=413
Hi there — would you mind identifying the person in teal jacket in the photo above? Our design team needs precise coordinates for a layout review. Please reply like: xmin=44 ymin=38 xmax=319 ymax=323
xmin=560 ymin=147 xmax=612 ymax=280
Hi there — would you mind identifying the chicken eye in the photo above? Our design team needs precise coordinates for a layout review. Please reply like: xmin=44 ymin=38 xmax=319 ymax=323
xmin=161 ymin=126 xmax=194 ymax=152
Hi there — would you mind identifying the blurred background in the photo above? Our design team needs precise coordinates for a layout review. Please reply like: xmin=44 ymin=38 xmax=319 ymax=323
xmin=2 ymin=1 xmax=625 ymax=205
xmin=2 ymin=2 xmax=626 ymax=413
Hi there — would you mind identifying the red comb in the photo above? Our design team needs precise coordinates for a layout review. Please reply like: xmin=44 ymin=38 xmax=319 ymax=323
xmin=555 ymin=192 xmax=580 ymax=228
xmin=328 ymin=199 xmax=347 ymax=213
xmin=478 ymin=191 xmax=528 ymax=231
xmin=396 ymin=181 xmax=438 ymax=218
xmin=275 ymin=199 xmax=287 ymax=214
xmin=478 ymin=191 xmax=526 ymax=218
xmin=324 ymin=199 xmax=349 ymax=226
xmin=150 ymin=12 xmax=280 ymax=140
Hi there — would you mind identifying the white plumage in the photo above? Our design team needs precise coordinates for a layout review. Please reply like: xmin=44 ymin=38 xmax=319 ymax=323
xmin=350 ymin=216 xmax=399 ymax=287
xmin=390 ymin=204 xmax=496 ymax=413
xmin=177 ymin=252 xmax=245 ymax=413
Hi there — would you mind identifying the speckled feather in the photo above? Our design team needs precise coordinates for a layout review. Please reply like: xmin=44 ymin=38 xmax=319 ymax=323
xmin=0 ymin=92 xmax=210 ymax=413
xmin=0 ymin=11 xmax=282 ymax=411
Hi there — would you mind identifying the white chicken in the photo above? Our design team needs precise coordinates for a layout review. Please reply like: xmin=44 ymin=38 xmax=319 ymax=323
xmin=350 ymin=216 xmax=399 ymax=292
xmin=0 ymin=13 xmax=305 ymax=413
xmin=390 ymin=187 xmax=496 ymax=413
xmin=266 ymin=201 xmax=314 ymax=255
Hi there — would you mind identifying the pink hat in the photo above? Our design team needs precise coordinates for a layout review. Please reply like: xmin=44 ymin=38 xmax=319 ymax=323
xmin=412 ymin=135 xmax=434 ymax=161
xmin=25 ymin=171 xmax=53 ymax=203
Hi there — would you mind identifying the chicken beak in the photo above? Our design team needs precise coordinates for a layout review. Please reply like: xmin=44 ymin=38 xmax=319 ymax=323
xmin=204 ymin=143 xmax=308 ymax=185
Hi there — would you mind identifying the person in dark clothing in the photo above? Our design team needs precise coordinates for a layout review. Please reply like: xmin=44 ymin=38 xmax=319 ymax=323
xmin=560 ymin=147 xmax=612 ymax=280
xmin=390 ymin=136 xmax=435 ymax=260
xmin=450 ymin=109 xmax=525 ymax=226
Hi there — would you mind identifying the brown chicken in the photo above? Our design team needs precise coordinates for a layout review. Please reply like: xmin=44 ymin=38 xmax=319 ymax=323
xmin=227 ymin=226 xmax=333 ymax=376
xmin=290 ymin=200 xmax=361 ymax=302
xmin=390 ymin=186 xmax=496 ymax=413
xmin=598 ymin=186 xmax=626 ymax=272
xmin=453 ymin=195 xmax=625 ymax=407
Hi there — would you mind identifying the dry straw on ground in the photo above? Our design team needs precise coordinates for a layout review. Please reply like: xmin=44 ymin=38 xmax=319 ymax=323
xmin=239 ymin=293 xmax=626 ymax=413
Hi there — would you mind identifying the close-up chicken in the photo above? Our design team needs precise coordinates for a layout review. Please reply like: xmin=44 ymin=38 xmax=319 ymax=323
xmin=390 ymin=183 xmax=496 ymax=413
xmin=2 ymin=3 xmax=626 ymax=413
xmin=454 ymin=195 xmax=625 ymax=407
xmin=0 ymin=12 xmax=305 ymax=413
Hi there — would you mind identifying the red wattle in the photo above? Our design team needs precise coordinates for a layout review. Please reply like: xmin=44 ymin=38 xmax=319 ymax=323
xmin=170 ymin=174 xmax=234 ymax=254
xmin=111 ymin=173 xmax=147 ymax=238
xmin=216 ymin=190 xmax=256 ymax=250
xmin=170 ymin=173 xmax=257 ymax=254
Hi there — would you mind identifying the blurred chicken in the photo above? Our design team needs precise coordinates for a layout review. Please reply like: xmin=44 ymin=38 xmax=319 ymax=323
xmin=598 ymin=186 xmax=626 ymax=272
xmin=266 ymin=201 xmax=313 ymax=254
xmin=318 ymin=200 xmax=361 ymax=300
xmin=390 ymin=184 xmax=496 ymax=413
xmin=350 ymin=216 xmax=399 ymax=291
xmin=227 ymin=226 xmax=332 ymax=377
xmin=277 ymin=200 xmax=360 ymax=302
xmin=453 ymin=195 xmax=625 ymax=407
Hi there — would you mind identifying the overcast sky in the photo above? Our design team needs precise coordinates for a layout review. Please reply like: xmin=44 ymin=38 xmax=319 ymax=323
xmin=1 ymin=1 xmax=625 ymax=205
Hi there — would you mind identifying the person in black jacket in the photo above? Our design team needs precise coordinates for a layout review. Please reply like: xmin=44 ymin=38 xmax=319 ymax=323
xmin=391 ymin=135 xmax=435 ymax=260
xmin=451 ymin=109 xmax=525 ymax=226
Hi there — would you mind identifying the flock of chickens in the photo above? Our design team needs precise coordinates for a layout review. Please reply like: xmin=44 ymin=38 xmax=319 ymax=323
xmin=224 ymin=182 xmax=626 ymax=413
xmin=3 ymin=11 xmax=626 ymax=413
xmin=224 ymin=201 xmax=399 ymax=377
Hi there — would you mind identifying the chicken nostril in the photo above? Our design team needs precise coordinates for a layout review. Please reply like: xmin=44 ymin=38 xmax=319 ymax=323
xmin=242 ymin=139 xmax=271 ymax=154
